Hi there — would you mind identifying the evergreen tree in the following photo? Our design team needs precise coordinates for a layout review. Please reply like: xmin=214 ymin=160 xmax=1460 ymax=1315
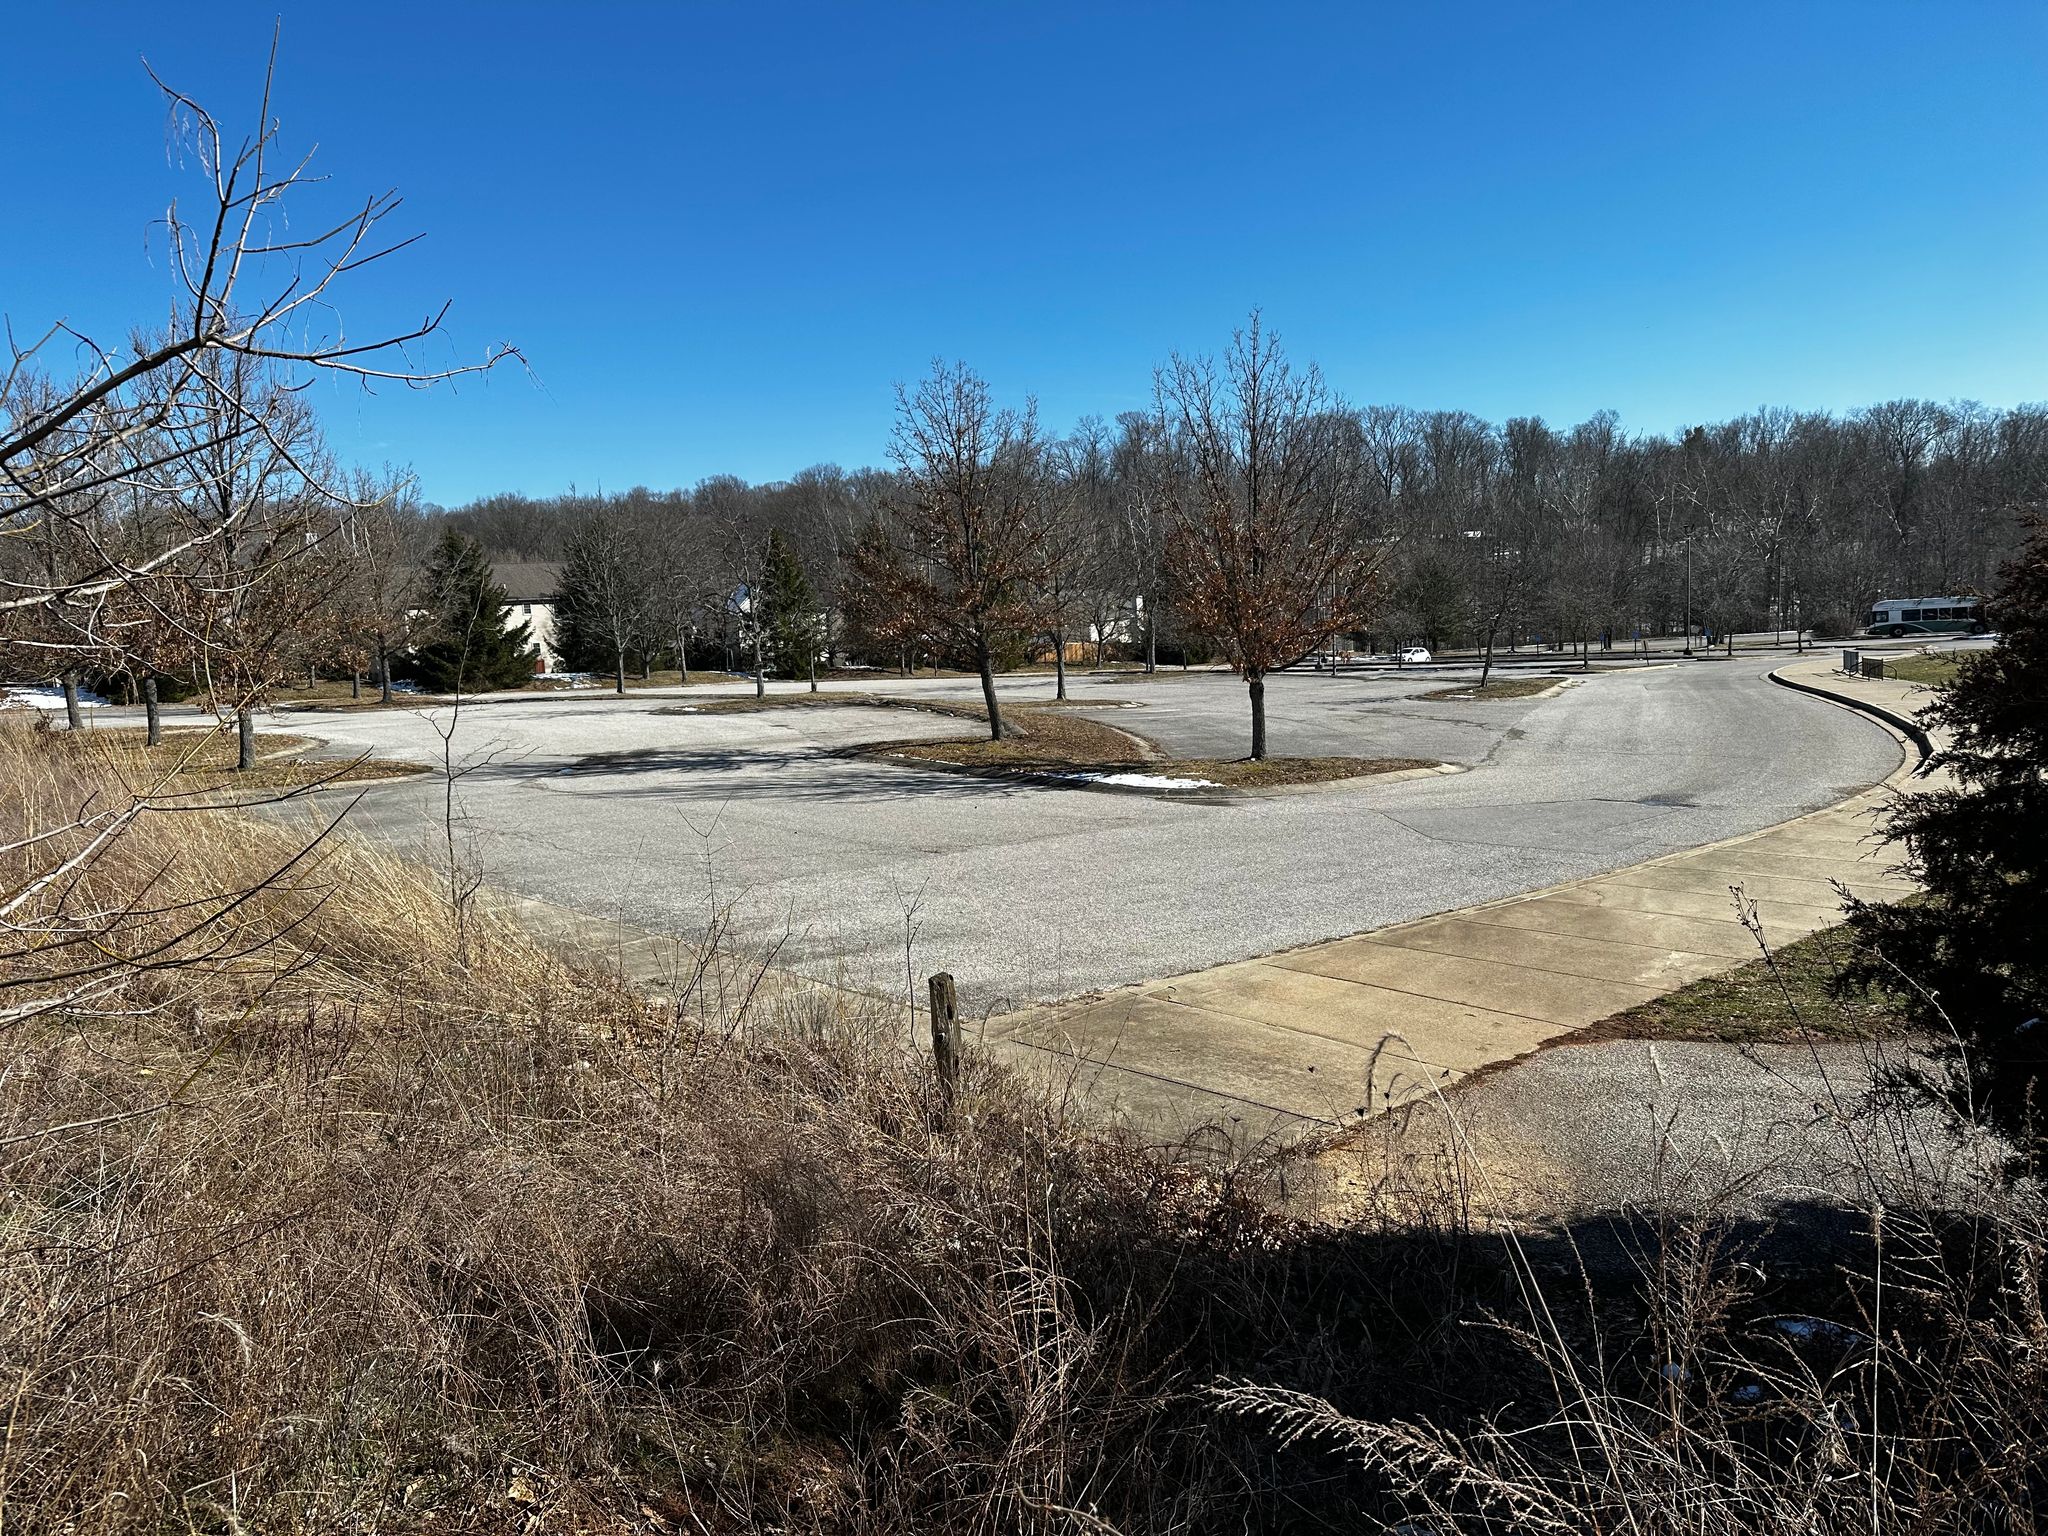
xmin=759 ymin=530 xmax=820 ymax=679
xmin=1843 ymin=518 xmax=2048 ymax=1168
xmin=407 ymin=530 xmax=538 ymax=691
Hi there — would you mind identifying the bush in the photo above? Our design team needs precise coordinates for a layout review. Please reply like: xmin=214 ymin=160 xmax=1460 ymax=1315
xmin=0 ymin=719 xmax=1292 ymax=1530
xmin=1842 ymin=517 xmax=2048 ymax=1169
xmin=1807 ymin=612 xmax=1857 ymax=640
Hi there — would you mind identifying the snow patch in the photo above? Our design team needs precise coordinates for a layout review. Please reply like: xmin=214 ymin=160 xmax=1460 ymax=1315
xmin=2 ymin=685 xmax=111 ymax=711
xmin=1058 ymin=770 xmax=1220 ymax=791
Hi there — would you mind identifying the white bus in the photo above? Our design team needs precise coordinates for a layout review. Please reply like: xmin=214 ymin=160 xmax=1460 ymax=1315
xmin=1863 ymin=595 xmax=1987 ymax=638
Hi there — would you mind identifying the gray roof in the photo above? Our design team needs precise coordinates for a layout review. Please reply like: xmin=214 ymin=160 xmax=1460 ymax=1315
xmin=494 ymin=561 xmax=566 ymax=602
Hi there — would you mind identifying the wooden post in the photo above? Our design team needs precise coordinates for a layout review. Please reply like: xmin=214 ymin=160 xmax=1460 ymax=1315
xmin=928 ymin=971 xmax=961 ymax=1099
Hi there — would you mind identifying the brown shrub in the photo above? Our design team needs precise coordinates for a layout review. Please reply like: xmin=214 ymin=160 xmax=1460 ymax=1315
xmin=0 ymin=717 xmax=1274 ymax=1531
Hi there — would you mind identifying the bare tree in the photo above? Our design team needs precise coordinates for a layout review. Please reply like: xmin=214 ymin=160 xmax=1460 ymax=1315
xmin=847 ymin=362 xmax=1051 ymax=739
xmin=0 ymin=38 xmax=515 ymax=669
xmin=1039 ymin=422 xmax=1123 ymax=696
xmin=696 ymin=475 xmax=773 ymax=698
xmin=1153 ymin=315 xmax=1377 ymax=759
xmin=333 ymin=472 xmax=429 ymax=703
xmin=644 ymin=511 xmax=707 ymax=685
xmin=561 ymin=510 xmax=653 ymax=694
xmin=1110 ymin=412 xmax=1171 ymax=672
xmin=1 ymin=44 xmax=514 ymax=1039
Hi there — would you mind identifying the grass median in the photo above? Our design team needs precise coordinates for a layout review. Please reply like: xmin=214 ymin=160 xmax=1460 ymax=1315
xmin=54 ymin=723 xmax=426 ymax=792
xmin=1880 ymin=651 xmax=1964 ymax=687
xmin=1421 ymin=676 xmax=1565 ymax=702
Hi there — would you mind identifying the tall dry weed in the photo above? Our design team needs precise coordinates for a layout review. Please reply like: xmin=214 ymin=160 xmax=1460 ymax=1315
xmin=5 ymin=716 xmax=2044 ymax=1533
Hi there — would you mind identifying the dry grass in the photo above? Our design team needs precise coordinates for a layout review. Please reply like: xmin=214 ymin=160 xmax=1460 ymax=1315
xmin=1421 ymin=676 xmax=1564 ymax=701
xmin=2 ymin=716 xmax=2043 ymax=1533
xmin=0 ymin=716 xmax=1299 ymax=1532
xmin=1163 ymin=755 xmax=1438 ymax=788
xmin=60 ymin=723 xmax=427 ymax=790
xmin=544 ymin=668 xmax=755 ymax=692
xmin=859 ymin=704 xmax=1439 ymax=789
xmin=658 ymin=690 xmax=991 ymax=723
xmin=264 ymin=671 xmax=763 ymax=710
xmin=878 ymin=704 xmax=1156 ymax=772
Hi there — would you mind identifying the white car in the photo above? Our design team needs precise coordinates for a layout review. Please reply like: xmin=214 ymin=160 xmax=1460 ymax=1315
xmin=1398 ymin=646 xmax=1432 ymax=664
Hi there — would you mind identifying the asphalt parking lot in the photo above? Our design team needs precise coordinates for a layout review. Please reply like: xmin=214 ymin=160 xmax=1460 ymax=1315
xmin=265 ymin=658 xmax=1902 ymax=1014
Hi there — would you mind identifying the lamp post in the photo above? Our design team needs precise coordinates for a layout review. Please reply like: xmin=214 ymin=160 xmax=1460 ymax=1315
xmin=1681 ymin=536 xmax=1694 ymax=657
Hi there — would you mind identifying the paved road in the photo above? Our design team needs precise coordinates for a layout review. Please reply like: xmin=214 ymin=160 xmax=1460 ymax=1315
xmin=267 ymin=659 xmax=1899 ymax=1013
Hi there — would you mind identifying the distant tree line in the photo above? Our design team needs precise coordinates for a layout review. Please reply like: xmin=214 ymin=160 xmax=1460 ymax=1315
xmin=12 ymin=284 xmax=2044 ymax=758
xmin=408 ymin=327 xmax=2042 ymax=751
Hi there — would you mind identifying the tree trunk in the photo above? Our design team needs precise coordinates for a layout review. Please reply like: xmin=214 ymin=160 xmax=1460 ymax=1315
xmin=61 ymin=675 xmax=82 ymax=731
xmin=641 ymin=650 xmax=652 ymax=682
xmin=1144 ymin=603 xmax=1157 ymax=674
xmin=976 ymin=636 xmax=1003 ymax=741
xmin=1481 ymin=625 xmax=1498 ymax=686
xmin=350 ymin=670 xmax=362 ymax=700
xmin=1052 ymin=634 xmax=1067 ymax=701
xmin=808 ymin=644 xmax=818 ymax=693
xmin=143 ymin=676 xmax=161 ymax=746
xmin=898 ymin=646 xmax=908 ymax=679
xmin=378 ymin=634 xmax=393 ymax=704
xmin=237 ymin=706 xmax=256 ymax=771
xmin=677 ymin=631 xmax=690 ymax=685
xmin=1247 ymin=668 xmax=1267 ymax=760
xmin=614 ymin=649 xmax=626 ymax=695
xmin=307 ymin=663 xmax=317 ymax=689
xmin=754 ymin=628 xmax=765 ymax=699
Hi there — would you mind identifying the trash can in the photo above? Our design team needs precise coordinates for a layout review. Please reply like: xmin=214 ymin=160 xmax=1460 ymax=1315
xmin=1842 ymin=647 xmax=1860 ymax=675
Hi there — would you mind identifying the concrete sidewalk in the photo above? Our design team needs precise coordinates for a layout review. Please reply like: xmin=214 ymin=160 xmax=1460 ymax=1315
xmin=984 ymin=657 xmax=1944 ymax=1144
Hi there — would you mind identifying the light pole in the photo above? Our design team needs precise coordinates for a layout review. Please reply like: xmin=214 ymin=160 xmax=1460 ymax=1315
xmin=1681 ymin=536 xmax=1694 ymax=657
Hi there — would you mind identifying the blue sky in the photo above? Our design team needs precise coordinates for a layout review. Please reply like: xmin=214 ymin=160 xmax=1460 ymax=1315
xmin=7 ymin=2 xmax=2046 ymax=504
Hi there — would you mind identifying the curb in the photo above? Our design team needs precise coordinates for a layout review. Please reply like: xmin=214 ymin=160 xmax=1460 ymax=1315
xmin=1767 ymin=665 xmax=1934 ymax=774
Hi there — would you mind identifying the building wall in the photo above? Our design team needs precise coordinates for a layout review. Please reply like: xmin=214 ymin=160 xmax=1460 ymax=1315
xmin=509 ymin=601 xmax=561 ymax=672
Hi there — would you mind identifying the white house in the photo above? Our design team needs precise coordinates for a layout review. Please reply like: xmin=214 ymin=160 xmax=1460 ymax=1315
xmin=493 ymin=561 xmax=567 ymax=672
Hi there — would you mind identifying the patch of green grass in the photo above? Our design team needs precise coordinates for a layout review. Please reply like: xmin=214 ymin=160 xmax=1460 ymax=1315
xmin=1882 ymin=652 xmax=1964 ymax=687
xmin=1579 ymin=919 xmax=1904 ymax=1044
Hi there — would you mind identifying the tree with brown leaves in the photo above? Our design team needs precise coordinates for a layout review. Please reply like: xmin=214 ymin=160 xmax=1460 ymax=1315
xmin=1154 ymin=315 xmax=1379 ymax=759
xmin=847 ymin=362 xmax=1051 ymax=740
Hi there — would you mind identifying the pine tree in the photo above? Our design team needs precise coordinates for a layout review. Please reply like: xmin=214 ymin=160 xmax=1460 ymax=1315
xmin=759 ymin=530 xmax=820 ymax=680
xmin=407 ymin=530 xmax=538 ymax=692
xmin=1843 ymin=518 xmax=2048 ymax=1167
